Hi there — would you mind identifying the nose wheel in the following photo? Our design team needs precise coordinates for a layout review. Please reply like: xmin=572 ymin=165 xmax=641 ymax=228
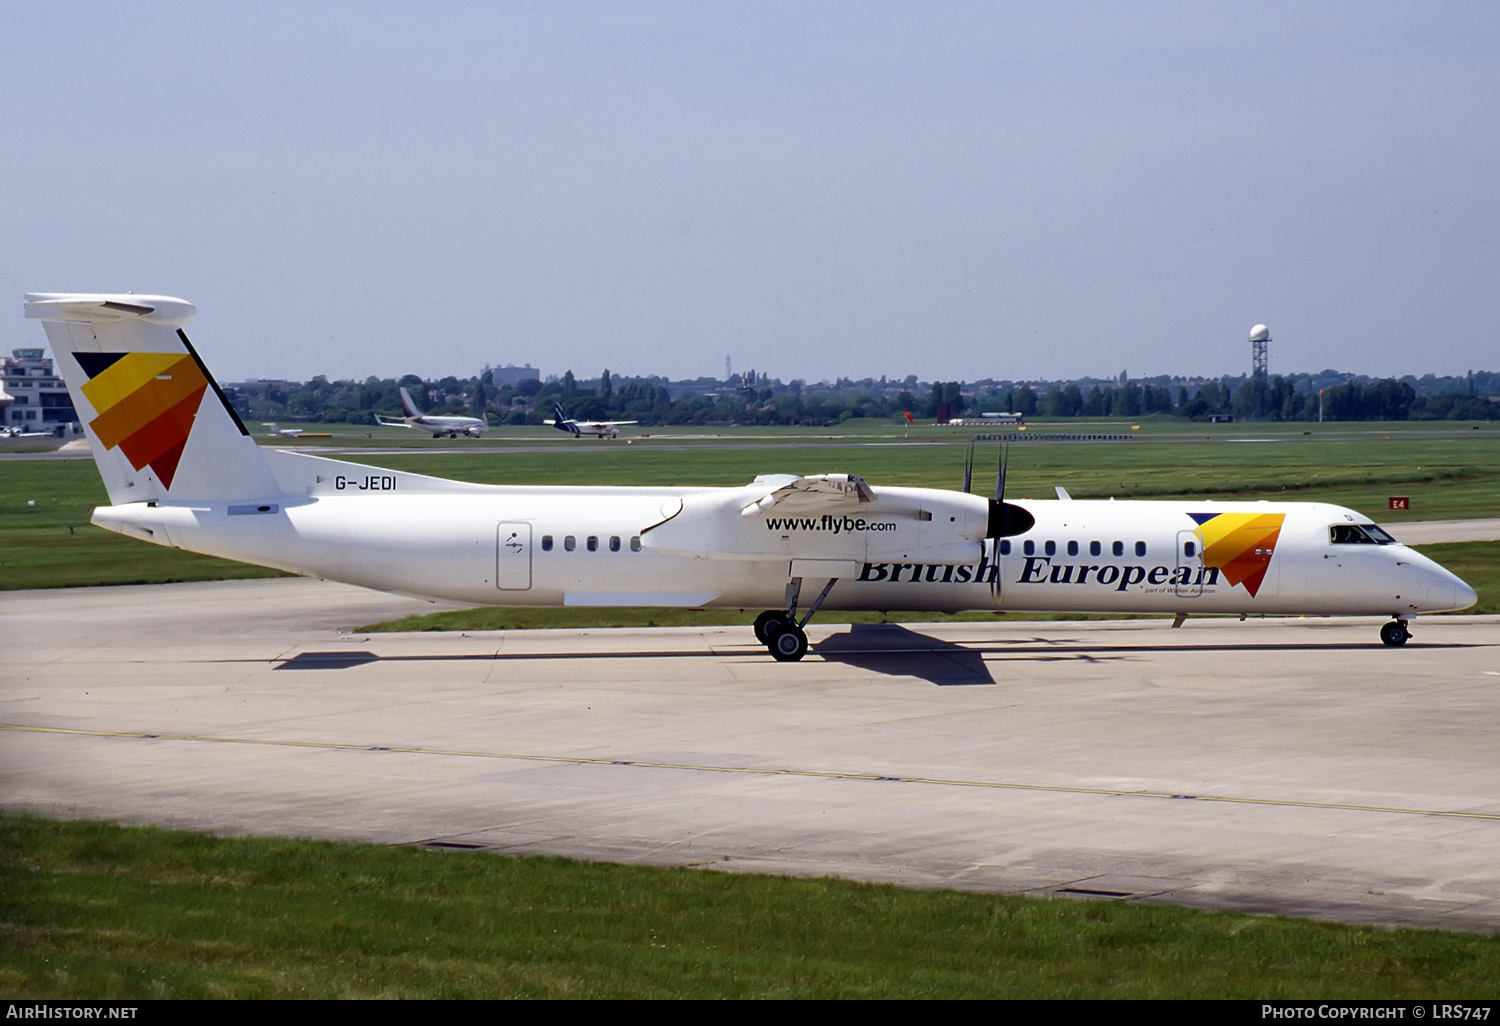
xmin=1379 ymin=620 xmax=1410 ymax=647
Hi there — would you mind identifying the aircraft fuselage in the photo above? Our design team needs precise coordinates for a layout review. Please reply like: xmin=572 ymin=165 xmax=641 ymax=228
xmin=91 ymin=475 xmax=1473 ymax=621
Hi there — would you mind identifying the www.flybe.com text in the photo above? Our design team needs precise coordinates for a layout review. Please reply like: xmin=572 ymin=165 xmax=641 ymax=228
xmin=764 ymin=515 xmax=898 ymax=534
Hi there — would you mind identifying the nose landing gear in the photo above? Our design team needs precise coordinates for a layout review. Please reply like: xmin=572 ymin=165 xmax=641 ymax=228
xmin=1379 ymin=619 xmax=1410 ymax=647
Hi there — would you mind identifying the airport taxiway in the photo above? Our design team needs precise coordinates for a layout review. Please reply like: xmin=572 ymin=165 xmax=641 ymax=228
xmin=3 ymin=578 xmax=1499 ymax=931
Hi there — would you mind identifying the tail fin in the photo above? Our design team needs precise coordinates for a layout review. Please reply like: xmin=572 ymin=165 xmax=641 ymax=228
xmin=399 ymin=386 xmax=423 ymax=418
xmin=25 ymin=293 xmax=280 ymax=504
xmin=551 ymin=402 xmax=579 ymax=435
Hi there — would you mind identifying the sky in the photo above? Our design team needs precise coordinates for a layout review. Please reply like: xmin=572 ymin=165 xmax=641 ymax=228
xmin=2 ymin=1 xmax=1496 ymax=385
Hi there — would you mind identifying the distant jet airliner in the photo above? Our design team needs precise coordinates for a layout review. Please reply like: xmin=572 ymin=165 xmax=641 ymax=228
xmin=27 ymin=293 xmax=1477 ymax=662
xmin=376 ymin=386 xmax=488 ymax=438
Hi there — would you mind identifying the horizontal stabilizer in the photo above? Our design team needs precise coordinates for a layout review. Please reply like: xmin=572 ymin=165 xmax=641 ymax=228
xmin=24 ymin=293 xmax=197 ymax=326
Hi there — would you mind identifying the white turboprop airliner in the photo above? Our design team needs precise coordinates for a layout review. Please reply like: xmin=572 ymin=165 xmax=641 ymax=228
xmin=544 ymin=402 xmax=636 ymax=439
xmin=375 ymin=386 xmax=488 ymax=438
xmin=28 ymin=293 xmax=1477 ymax=661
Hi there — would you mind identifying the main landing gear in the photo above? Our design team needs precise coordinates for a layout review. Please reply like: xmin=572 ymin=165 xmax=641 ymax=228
xmin=1380 ymin=619 xmax=1411 ymax=647
xmin=754 ymin=576 xmax=839 ymax=662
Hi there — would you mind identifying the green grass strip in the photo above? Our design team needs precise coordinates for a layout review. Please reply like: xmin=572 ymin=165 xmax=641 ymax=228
xmin=3 ymin=814 xmax=1499 ymax=999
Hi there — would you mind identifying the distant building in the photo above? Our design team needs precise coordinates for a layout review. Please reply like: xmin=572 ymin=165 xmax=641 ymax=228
xmin=1 ymin=347 xmax=78 ymax=435
xmin=491 ymin=364 xmax=541 ymax=386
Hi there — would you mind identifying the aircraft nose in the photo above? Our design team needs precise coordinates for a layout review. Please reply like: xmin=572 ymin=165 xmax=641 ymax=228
xmin=1422 ymin=566 xmax=1477 ymax=613
xmin=1453 ymin=575 xmax=1478 ymax=612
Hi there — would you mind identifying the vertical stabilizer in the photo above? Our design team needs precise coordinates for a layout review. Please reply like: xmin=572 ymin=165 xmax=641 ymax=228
xmin=25 ymin=293 xmax=282 ymax=505
xmin=399 ymin=386 xmax=423 ymax=418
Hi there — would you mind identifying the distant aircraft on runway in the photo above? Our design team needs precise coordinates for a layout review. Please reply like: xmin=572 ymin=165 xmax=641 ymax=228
xmin=28 ymin=292 xmax=1476 ymax=661
xmin=544 ymin=402 xmax=636 ymax=439
xmin=262 ymin=422 xmax=331 ymax=440
xmin=376 ymin=386 xmax=488 ymax=438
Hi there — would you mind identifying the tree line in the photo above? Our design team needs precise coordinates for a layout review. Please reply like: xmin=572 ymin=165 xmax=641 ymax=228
xmin=227 ymin=367 xmax=1499 ymax=427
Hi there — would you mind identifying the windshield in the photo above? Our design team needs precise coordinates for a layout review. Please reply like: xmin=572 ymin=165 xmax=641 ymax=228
xmin=1330 ymin=523 xmax=1398 ymax=545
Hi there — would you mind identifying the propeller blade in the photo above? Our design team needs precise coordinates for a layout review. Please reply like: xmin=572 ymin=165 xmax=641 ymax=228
xmin=985 ymin=444 xmax=1034 ymax=539
xmin=962 ymin=441 xmax=974 ymax=493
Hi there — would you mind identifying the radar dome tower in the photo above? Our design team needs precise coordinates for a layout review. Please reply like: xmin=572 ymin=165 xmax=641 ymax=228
xmin=1250 ymin=324 xmax=1271 ymax=419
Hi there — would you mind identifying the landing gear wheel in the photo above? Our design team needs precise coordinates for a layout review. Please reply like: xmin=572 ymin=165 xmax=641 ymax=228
xmin=769 ymin=623 xmax=808 ymax=662
xmin=1380 ymin=620 xmax=1410 ymax=647
xmin=753 ymin=610 xmax=786 ymax=644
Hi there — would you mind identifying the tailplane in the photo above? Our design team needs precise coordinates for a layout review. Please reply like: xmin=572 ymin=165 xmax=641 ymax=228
xmin=25 ymin=293 xmax=281 ymax=505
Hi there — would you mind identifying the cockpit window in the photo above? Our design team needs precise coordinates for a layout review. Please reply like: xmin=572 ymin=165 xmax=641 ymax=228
xmin=1360 ymin=523 xmax=1397 ymax=545
xmin=1330 ymin=524 xmax=1376 ymax=545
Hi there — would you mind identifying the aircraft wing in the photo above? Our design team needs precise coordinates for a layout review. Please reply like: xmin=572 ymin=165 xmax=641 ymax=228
xmin=740 ymin=474 xmax=875 ymax=517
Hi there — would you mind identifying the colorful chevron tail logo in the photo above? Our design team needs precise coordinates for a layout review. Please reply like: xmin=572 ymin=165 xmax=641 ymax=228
xmin=1188 ymin=511 xmax=1285 ymax=598
xmin=75 ymin=351 xmax=208 ymax=490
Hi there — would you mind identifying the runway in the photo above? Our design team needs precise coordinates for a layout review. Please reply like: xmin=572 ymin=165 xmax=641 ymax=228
xmin=3 ymin=578 xmax=1499 ymax=931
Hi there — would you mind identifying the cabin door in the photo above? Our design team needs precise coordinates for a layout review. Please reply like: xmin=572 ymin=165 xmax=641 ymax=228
xmin=1175 ymin=530 xmax=1203 ymax=598
xmin=496 ymin=522 xmax=532 ymax=590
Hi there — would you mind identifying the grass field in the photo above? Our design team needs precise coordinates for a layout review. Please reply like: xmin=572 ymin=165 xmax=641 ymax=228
xmin=0 ymin=459 xmax=289 ymax=590
xmin=4 ymin=814 xmax=1498 ymax=999
xmin=337 ymin=420 xmax=1500 ymax=518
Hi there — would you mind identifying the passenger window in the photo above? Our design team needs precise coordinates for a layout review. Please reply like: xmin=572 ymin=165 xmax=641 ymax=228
xmin=587 ymin=535 xmax=598 ymax=552
xmin=999 ymin=539 xmax=1011 ymax=556
xmin=1090 ymin=541 xmax=1101 ymax=557
xmin=1112 ymin=541 xmax=1124 ymax=557
xmin=609 ymin=536 xmax=620 ymax=552
xmin=1184 ymin=541 xmax=1196 ymax=557
xmin=541 ymin=535 xmax=553 ymax=552
xmin=630 ymin=536 xmax=642 ymax=552
xmin=1044 ymin=540 xmax=1056 ymax=556
xmin=1135 ymin=541 xmax=1146 ymax=557
xmin=1067 ymin=541 xmax=1078 ymax=556
xmin=1023 ymin=540 xmax=1035 ymax=556
xmin=564 ymin=535 xmax=576 ymax=552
